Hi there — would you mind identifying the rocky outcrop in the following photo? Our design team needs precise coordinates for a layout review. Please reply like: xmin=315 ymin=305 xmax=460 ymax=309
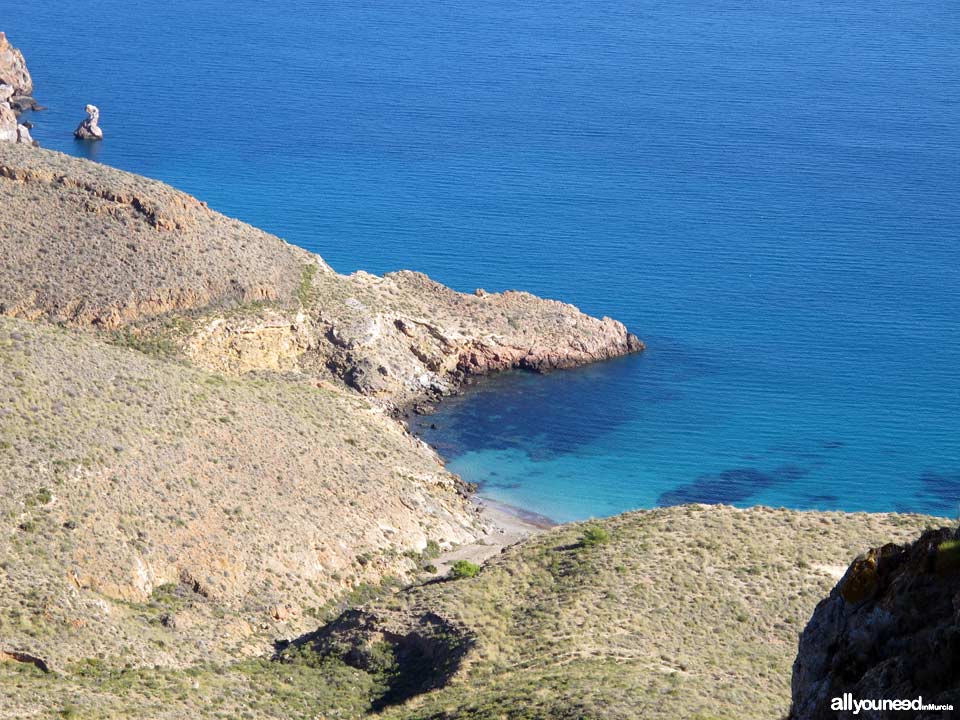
xmin=0 ymin=33 xmax=42 ymax=124
xmin=790 ymin=527 xmax=960 ymax=719
xmin=74 ymin=103 xmax=103 ymax=140
xmin=0 ymin=32 xmax=32 ymax=97
xmin=0 ymin=82 xmax=33 ymax=145
xmin=188 ymin=267 xmax=644 ymax=408
xmin=0 ymin=87 xmax=16 ymax=143
xmin=0 ymin=36 xmax=40 ymax=146
xmin=15 ymin=120 xmax=35 ymax=146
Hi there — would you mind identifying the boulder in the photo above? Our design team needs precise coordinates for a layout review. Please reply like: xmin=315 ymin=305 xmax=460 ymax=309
xmin=9 ymin=95 xmax=44 ymax=114
xmin=16 ymin=123 xmax=36 ymax=146
xmin=74 ymin=104 xmax=103 ymax=140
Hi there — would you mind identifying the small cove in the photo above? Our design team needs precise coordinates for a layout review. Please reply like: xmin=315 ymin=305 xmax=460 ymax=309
xmin=7 ymin=0 xmax=960 ymax=522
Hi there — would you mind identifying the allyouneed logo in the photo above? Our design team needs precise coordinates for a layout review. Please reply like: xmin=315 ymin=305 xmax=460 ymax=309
xmin=831 ymin=694 xmax=954 ymax=714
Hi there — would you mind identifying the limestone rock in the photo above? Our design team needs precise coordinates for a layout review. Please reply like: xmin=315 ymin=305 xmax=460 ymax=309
xmin=790 ymin=527 xmax=960 ymax=718
xmin=0 ymin=37 xmax=41 ymax=147
xmin=0 ymin=101 xmax=15 ymax=143
xmin=0 ymin=33 xmax=32 ymax=97
xmin=16 ymin=123 xmax=36 ymax=146
xmin=74 ymin=104 xmax=103 ymax=140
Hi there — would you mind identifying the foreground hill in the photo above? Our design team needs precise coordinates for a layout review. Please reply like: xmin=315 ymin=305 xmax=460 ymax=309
xmin=0 ymin=505 xmax=938 ymax=719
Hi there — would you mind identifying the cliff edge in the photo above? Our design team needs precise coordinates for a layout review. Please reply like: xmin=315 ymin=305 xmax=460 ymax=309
xmin=791 ymin=526 xmax=960 ymax=719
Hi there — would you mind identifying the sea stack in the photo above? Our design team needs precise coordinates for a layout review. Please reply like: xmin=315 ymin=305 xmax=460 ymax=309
xmin=74 ymin=103 xmax=103 ymax=140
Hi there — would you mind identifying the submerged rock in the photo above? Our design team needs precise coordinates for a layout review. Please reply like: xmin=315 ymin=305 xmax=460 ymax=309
xmin=74 ymin=104 xmax=103 ymax=140
xmin=790 ymin=527 xmax=960 ymax=718
xmin=9 ymin=95 xmax=44 ymax=114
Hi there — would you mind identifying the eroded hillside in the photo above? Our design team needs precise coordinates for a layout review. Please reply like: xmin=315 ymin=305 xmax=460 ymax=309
xmin=0 ymin=315 xmax=483 ymax=670
xmin=0 ymin=144 xmax=323 ymax=326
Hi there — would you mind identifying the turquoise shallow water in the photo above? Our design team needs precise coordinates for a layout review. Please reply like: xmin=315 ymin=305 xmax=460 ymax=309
xmin=7 ymin=1 xmax=960 ymax=521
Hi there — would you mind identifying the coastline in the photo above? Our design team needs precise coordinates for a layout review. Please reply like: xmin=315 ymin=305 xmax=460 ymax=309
xmin=433 ymin=495 xmax=556 ymax=575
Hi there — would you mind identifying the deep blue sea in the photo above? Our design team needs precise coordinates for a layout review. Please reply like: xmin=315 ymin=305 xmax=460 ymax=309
xmin=7 ymin=1 xmax=960 ymax=521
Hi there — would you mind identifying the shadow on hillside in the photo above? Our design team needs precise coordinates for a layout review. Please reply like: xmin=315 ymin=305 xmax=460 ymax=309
xmin=274 ymin=609 xmax=475 ymax=711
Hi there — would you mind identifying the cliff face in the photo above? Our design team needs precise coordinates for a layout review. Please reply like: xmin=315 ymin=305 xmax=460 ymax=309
xmin=0 ymin=32 xmax=32 ymax=97
xmin=0 ymin=34 xmax=35 ymax=146
xmin=791 ymin=527 xmax=960 ymax=719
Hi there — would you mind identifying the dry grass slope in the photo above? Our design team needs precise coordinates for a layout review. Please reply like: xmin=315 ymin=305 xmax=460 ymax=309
xmin=0 ymin=315 xmax=483 ymax=672
xmin=0 ymin=505 xmax=941 ymax=719
xmin=0 ymin=143 xmax=322 ymax=328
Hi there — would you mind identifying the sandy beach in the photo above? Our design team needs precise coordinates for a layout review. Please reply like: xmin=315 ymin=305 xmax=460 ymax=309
xmin=433 ymin=497 xmax=555 ymax=574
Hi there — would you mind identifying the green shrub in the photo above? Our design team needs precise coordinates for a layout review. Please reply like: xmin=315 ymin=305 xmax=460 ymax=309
xmin=580 ymin=526 xmax=611 ymax=548
xmin=936 ymin=539 xmax=960 ymax=574
xmin=450 ymin=560 xmax=481 ymax=579
xmin=423 ymin=539 xmax=442 ymax=559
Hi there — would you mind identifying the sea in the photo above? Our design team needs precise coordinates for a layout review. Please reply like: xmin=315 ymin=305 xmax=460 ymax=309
xmin=7 ymin=0 xmax=959 ymax=522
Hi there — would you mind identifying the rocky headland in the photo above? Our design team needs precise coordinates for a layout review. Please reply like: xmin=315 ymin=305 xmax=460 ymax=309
xmin=0 ymin=143 xmax=641 ymax=411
